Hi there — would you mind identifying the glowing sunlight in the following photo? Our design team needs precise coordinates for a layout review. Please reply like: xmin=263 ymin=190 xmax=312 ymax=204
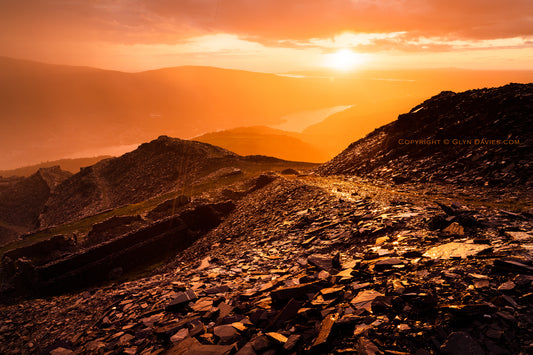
xmin=324 ymin=49 xmax=366 ymax=71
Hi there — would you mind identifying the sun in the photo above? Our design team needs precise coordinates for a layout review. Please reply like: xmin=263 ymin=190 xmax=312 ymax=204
xmin=324 ymin=49 xmax=365 ymax=71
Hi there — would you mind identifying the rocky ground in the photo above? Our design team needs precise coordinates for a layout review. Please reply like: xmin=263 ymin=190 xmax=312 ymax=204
xmin=0 ymin=173 xmax=531 ymax=354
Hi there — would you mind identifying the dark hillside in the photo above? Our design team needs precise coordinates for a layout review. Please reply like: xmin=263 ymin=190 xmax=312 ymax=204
xmin=318 ymin=83 xmax=533 ymax=187
xmin=0 ymin=167 xmax=71 ymax=244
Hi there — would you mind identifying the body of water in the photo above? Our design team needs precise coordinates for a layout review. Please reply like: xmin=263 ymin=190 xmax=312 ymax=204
xmin=269 ymin=105 xmax=354 ymax=132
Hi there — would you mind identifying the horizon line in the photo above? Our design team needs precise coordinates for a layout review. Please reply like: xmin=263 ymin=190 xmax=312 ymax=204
xmin=2 ymin=55 xmax=533 ymax=75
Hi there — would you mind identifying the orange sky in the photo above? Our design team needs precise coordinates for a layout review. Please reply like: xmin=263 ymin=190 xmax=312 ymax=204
xmin=1 ymin=0 xmax=532 ymax=72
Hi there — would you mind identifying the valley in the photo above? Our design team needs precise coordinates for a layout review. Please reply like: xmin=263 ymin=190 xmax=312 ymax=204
xmin=2 ymin=57 xmax=533 ymax=170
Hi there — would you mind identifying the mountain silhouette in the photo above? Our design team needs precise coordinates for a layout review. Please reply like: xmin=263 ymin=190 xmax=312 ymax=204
xmin=0 ymin=156 xmax=112 ymax=177
xmin=0 ymin=57 xmax=356 ymax=169
xmin=194 ymin=126 xmax=329 ymax=162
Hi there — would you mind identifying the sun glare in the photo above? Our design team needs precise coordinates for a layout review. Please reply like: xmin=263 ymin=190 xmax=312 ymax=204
xmin=325 ymin=49 xmax=365 ymax=71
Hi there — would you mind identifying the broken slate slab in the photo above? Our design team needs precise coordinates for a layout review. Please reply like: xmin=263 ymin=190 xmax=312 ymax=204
xmin=205 ymin=285 xmax=231 ymax=294
xmin=266 ymin=332 xmax=288 ymax=344
xmin=498 ymin=281 xmax=516 ymax=291
xmin=307 ymin=254 xmax=341 ymax=273
xmin=197 ymin=256 xmax=211 ymax=271
xmin=166 ymin=289 xmax=198 ymax=311
xmin=357 ymin=337 xmax=380 ymax=355
xmin=170 ymin=328 xmax=189 ymax=343
xmin=165 ymin=336 xmax=235 ymax=355
xmin=311 ymin=313 xmax=338 ymax=350
xmin=216 ymin=302 xmax=234 ymax=322
xmin=283 ymin=334 xmax=302 ymax=351
xmin=505 ymin=231 xmax=532 ymax=241
xmin=350 ymin=290 xmax=385 ymax=312
xmin=50 ymin=348 xmax=73 ymax=355
xmin=443 ymin=222 xmax=465 ymax=235
xmin=250 ymin=335 xmax=272 ymax=352
xmin=440 ymin=332 xmax=485 ymax=355
xmin=374 ymin=257 xmax=404 ymax=271
xmin=270 ymin=280 xmax=328 ymax=304
xmin=213 ymin=324 xmax=240 ymax=344
xmin=493 ymin=259 xmax=533 ymax=275
xmin=267 ymin=298 xmax=302 ymax=330
xmin=423 ymin=242 xmax=491 ymax=259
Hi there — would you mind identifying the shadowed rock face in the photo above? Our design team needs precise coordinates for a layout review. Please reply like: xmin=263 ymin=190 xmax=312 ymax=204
xmin=83 ymin=215 xmax=146 ymax=247
xmin=1 ymin=201 xmax=236 ymax=299
xmin=2 ymin=234 xmax=76 ymax=266
xmin=0 ymin=166 xmax=71 ymax=244
xmin=317 ymin=83 xmax=533 ymax=187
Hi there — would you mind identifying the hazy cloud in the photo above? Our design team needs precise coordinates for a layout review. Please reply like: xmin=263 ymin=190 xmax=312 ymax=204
xmin=1 ymin=0 xmax=532 ymax=43
xmin=1 ymin=0 xmax=532 ymax=68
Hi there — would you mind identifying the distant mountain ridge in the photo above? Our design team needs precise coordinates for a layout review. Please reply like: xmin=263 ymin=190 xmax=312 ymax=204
xmin=194 ymin=126 xmax=329 ymax=163
xmin=0 ymin=56 xmax=357 ymax=169
xmin=0 ymin=156 xmax=112 ymax=177
xmin=317 ymin=83 xmax=533 ymax=187
xmin=3 ymin=56 xmax=533 ymax=169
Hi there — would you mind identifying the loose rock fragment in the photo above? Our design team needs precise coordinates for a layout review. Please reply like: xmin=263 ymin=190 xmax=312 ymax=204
xmin=266 ymin=332 xmax=288 ymax=344
xmin=214 ymin=324 xmax=240 ymax=344
xmin=165 ymin=337 xmax=235 ymax=355
xmin=270 ymin=281 xmax=328 ymax=303
xmin=351 ymin=290 xmax=385 ymax=312
xmin=165 ymin=289 xmax=198 ymax=311
xmin=423 ymin=242 xmax=491 ymax=259
xmin=443 ymin=222 xmax=465 ymax=235
xmin=308 ymin=254 xmax=340 ymax=273
xmin=311 ymin=313 xmax=339 ymax=349
xmin=50 ymin=348 xmax=74 ymax=355
xmin=440 ymin=332 xmax=485 ymax=355
xmin=374 ymin=257 xmax=403 ymax=271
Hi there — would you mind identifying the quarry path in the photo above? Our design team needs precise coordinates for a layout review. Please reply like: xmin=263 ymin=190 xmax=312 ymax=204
xmin=298 ymin=174 xmax=532 ymax=215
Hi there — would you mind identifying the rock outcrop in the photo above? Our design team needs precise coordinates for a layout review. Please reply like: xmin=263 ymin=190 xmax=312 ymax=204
xmin=317 ymin=83 xmax=533 ymax=187
xmin=1 ymin=201 xmax=236 ymax=299
xmin=40 ymin=137 xmax=312 ymax=228
xmin=40 ymin=137 xmax=237 ymax=227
